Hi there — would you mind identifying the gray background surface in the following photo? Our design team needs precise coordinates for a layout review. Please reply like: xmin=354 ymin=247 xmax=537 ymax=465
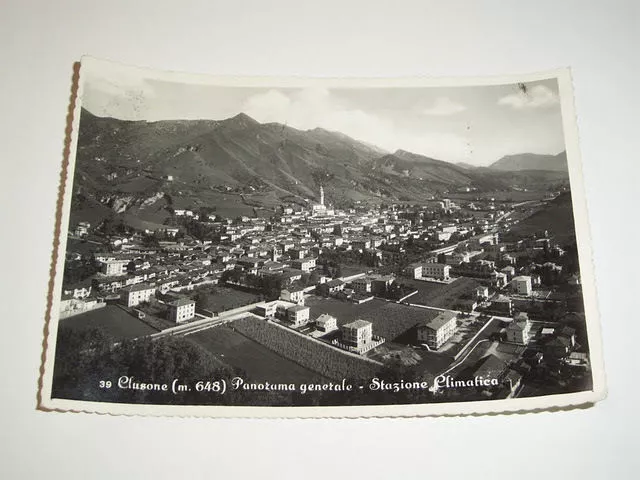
xmin=0 ymin=1 xmax=637 ymax=478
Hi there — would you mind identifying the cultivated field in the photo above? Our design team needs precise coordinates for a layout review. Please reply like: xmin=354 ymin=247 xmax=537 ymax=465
xmin=187 ymin=326 xmax=324 ymax=384
xmin=447 ymin=190 xmax=548 ymax=203
xmin=402 ymin=277 xmax=483 ymax=309
xmin=305 ymin=296 xmax=442 ymax=342
xmin=508 ymin=192 xmax=576 ymax=245
xmin=231 ymin=317 xmax=380 ymax=381
xmin=193 ymin=286 xmax=260 ymax=313
xmin=59 ymin=305 xmax=158 ymax=340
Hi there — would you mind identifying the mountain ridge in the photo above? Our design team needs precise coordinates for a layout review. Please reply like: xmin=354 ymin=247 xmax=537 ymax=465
xmin=489 ymin=151 xmax=568 ymax=172
xmin=71 ymin=108 xmax=570 ymax=224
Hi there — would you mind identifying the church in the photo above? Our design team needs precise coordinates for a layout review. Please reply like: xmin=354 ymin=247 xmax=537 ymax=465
xmin=311 ymin=185 xmax=333 ymax=216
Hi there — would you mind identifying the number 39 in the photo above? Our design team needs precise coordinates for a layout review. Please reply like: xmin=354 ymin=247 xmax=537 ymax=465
xmin=99 ymin=380 xmax=112 ymax=389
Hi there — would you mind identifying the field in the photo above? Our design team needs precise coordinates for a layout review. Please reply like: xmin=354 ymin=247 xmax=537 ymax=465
xmin=65 ymin=238 xmax=104 ymax=257
xmin=401 ymin=277 xmax=483 ymax=309
xmin=192 ymin=286 xmax=260 ymax=313
xmin=187 ymin=326 xmax=324 ymax=383
xmin=305 ymin=296 xmax=442 ymax=342
xmin=447 ymin=190 xmax=548 ymax=203
xmin=231 ymin=317 xmax=381 ymax=381
xmin=508 ymin=192 xmax=576 ymax=245
xmin=59 ymin=305 xmax=158 ymax=340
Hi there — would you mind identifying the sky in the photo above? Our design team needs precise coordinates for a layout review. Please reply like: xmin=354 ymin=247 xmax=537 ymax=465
xmin=82 ymin=68 xmax=566 ymax=166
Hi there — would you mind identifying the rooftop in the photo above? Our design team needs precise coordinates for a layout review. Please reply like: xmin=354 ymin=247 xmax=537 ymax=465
xmin=423 ymin=310 xmax=457 ymax=331
xmin=471 ymin=354 xmax=507 ymax=379
xmin=316 ymin=314 xmax=337 ymax=324
xmin=168 ymin=298 xmax=195 ymax=307
xmin=288 ymin=305 xmax=309 ymax=313
xmin=123 ymin=283 xmax=155 ymax=293
xmin=343 ymin=319 xmax=372 ymax=329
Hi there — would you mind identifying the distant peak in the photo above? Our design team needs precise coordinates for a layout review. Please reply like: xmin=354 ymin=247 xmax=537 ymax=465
xmin=226 ymin=112 xmax=259 ymax=126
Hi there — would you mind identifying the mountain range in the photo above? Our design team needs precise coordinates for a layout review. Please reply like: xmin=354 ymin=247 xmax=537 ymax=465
xmin=70 ymin=109 xmax=570 ymax=225
xmin=488 ymin=152 xmax=568 ymax=172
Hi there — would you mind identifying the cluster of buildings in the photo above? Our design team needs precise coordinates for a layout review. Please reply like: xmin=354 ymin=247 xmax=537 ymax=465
xmin=61 ymin=185 xmax=584 ymax=388
xmin=253 ymin=291 xmax=385 ymax=355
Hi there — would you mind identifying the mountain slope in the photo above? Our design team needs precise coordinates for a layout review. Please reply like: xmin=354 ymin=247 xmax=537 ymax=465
xmin=489 ymin=152 xmax=568 ymax=172
xmin=371 ymin=149 xmax=475 ymax=185
xmin=71 ymin=109 xmax=570 ymax=225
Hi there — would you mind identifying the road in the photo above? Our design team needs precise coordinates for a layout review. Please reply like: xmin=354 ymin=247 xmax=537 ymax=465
xmin=149 ymin=310 xmax=262 ymax=339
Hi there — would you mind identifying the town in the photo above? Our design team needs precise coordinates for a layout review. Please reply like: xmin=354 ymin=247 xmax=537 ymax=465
xmin=59 ymin=183 xmax=591 ymax=402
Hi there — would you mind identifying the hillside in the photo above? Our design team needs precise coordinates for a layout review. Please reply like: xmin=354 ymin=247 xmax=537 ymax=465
xmin=507 ymin=191 xmax=576 ymax=245
xmin=489 ymin=152 xmax=568 ymax=172
xmin=70 ymin=108 xmax=570 ymax=226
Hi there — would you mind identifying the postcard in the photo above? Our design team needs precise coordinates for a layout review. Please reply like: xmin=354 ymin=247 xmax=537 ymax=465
xmin=38 ymin=57 xmax=606 ymax=417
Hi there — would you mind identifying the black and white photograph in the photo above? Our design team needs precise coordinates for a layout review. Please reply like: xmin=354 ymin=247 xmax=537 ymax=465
xmin=39 ymin=57 xmax=605 ymax=417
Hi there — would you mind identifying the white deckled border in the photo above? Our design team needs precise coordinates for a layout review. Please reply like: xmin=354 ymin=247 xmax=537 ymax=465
xmin=38 ymin=57 xmax=607 ymax=418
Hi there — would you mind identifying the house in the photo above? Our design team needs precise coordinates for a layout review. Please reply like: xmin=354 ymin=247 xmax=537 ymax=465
xmin=315 ymin=314 xmax=338 ymax=333
xmin=255 ymin=302 xmax=277 ymax=318
xmin=280 ymin=269 xmax=303 ymax=284
xmin=280 ymin=287 xmax=305 ymax=305
xmin=325 ymin=278 xmax=345 ymax=295
xmin=417 ymin=310 xmax=457 ymax=350
xmin=468 ymin=354 xmax=507 ymax=386
xmin=100 ymin=259 xmax=129 ymax=276
xmin=491 ymin=272 xmax=508 ymax=288
xmin=370 ymin=275 xmax=395 ymax=295
xmin=74 ymin=221 xmax=90 ymax=237
xmin=120 ymin=283 xmax=155 ymax=307
xmin=288 ymin=247 xmax=308 ymax=260
xmin=566 ymin=351 xmax=589 ymax=367
xmin=544 ymin=325 xmax=578 ymax=359
xmin=512 ymin=276 xmax=532 ymax=296
xmin=351 ymin=277 xmax=372 ymax=294
xmin=476 ymin=286 xmax=489 ymax=300
xmin=504 ymin=369 xmax=523 ymax=394
xmin=290 ymin=257 xmax=316 ymax=272
xmin=236 ymin=256 xmax=261 ymax=269
xmin=457 ymin=298 xmax=478 ymax=312
xmin=445 ymin=251 xmax=470 ymax=265
xmin=167 ymin=298 xmax=196 ymax=323
xmin=287 ymin=305 xmax=310 ymax=327
xmin=405 ymin=263 xmax=423 ymax=279
xmin=505 ymin=312 xmax=532 ymax=345
xmin=421 ymin=263 xmax=451 ymax=280
xmin=501 ymin=266 xmax=515 ymax=280
xmin=486 ymin=295 xmax=513 ymax=317
xmin=341 ymin=320 xmax=373 ymax=349
xmin=63 ymin=281 xmax=92 ymax=300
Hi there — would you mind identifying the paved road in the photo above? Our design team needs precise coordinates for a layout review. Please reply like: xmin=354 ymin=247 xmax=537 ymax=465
xmin=149 ymin=311 xmax=261 ymax=339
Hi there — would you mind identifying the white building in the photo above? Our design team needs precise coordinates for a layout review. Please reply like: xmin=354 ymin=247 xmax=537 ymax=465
xmin=101 ymin=259 xmax=129 ymax=276
xmin=287 ymin=305 xmax=310 ymax=327
xmin=120 ymin=284 xmax=155 ymax=307
xmin=280 ymin=288 xmax=305 ymax=305
xmin=417 ymin=310 xmax=457 ymax=350
xmin=291 ymin=257 xmax=316 ymax=272
xmin=255 ymin=302 xmax=277 ymax=318
xmin=168 ymin=298 xmax=196 ymax=324
xmin=352 ymin=277 xmax=372 ymax=293
xmin=512 ymin=275 xmax=533 ymax=296
xmin=405 ymin=263 xmax=423 ymax=279
xmin=315 ymin=314 xmax=338 ymax=333
xmin=505 ymin=312 xmax=532 ymax=345
xmin=341 ymin=320 xmax=373 ymax=349
xmin=421 ymin=263 xmax=451 ymax=280
xmin=476 ymin=286 xmax=489 ymax=299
